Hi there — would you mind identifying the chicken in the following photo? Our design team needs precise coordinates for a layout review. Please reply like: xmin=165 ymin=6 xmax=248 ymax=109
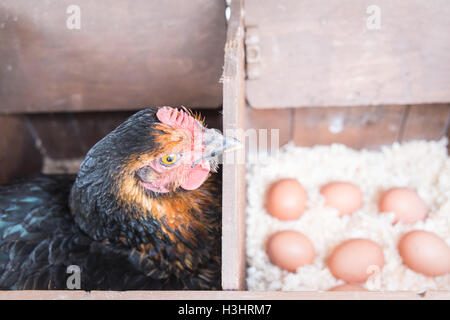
xmin=0 ymin=106 xmax=237 ymax=290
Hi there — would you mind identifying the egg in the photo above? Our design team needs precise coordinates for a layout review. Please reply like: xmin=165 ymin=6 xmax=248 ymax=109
xmin=328 ymin=239 xmax=384 ymax=283
xmin=378 ymin=187 xmax=427 ymax=224
xmin=266 ymin=230 xmax=315 ymax=272
xmin=320 ymin=182 xmax=363 ymax=216
xmin=328 ymin=284 xmax=367 ymax=291
xmin=265 ymin=179 xmax=308 ymax=220
xmin=398 ymin=230 xmax=450 ymax=277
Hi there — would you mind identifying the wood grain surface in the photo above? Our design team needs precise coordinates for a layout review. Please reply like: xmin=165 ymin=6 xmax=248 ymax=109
xmin=0 ymin=115 xmax=42 ymax=184
xmin=293 ymin=105 xmax=407 ymax=149
xmin=246 ymin=104 xmax=450 ymax=150
xmin=246 ymin=107 xmax=293 ymax=151
xmin=221 ymin=0 xmax=246 ymax=291
xmin=244 ymin=0 xmax=450 ymax=108
xmin=0 ymin=290 xmax=448 ymax=300
xmin=0 ymin=0 xmax=226 ymax=113
xmin=401 ymin=105 xmax=450 ymax=142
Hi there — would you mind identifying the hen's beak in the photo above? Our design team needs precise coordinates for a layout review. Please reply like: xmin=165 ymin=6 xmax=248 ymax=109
xmin=192 ymin=128 xmax=242 ymax=167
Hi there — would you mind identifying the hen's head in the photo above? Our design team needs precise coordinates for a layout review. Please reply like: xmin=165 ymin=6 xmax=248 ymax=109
xmin=70 ymin=106 xmax=238 ymax=241
xmin=87 ymin=107 xmax=236 ymax=190
xmin=130 ymin=106 xmax=228 ymax=194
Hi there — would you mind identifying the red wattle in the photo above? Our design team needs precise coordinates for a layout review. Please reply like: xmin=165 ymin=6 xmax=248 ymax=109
xmin=181 ymin=162 xmax=210 ymax=190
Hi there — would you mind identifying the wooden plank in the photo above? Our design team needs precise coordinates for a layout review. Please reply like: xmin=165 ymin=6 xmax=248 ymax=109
xmin=221 ymin=0 xmax=246 ymax=291
xmin=0 ymin=0 xmax=226 ymax=113
xmin=401 ymin=104 xmax=450 ymax=142
xmin=0 ymin=290 xmax=448 ymax=300
xmin=246 ymin=107 xmax=293 ymax=150
xmin=244 ymin=0 xmax=450 ymax=108
xmin=0 ymin=115 xmax=42 ymax=184
xmin=293 ymin=105 xmax=406 ymax=149
xmin=448 ymin=115 xmax=450 ymax=153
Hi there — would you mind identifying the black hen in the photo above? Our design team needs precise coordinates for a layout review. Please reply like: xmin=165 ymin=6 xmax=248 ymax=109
xmin=0 ymin=107 xmax=236 ymax=290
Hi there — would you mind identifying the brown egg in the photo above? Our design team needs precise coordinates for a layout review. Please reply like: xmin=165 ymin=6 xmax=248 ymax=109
xmin=329 ymin=284 xmax=367 ymax=291
xmin=266 ymin=230 xmax=315 ymax=272
xmin=320 ymin=182 xmax=363 ymax=216
xmin=328 ymin=239 xmax=384 ymax=283
xmin=378 ymin=188 xmax=427 ymax=224
xmin=265 ymin=179 xmax=308 ymax=220
xmin=398 ymin=230 xmax=450 ymax=277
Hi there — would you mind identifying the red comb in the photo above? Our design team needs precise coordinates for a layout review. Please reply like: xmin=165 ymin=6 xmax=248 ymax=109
xmin=156 ymin=106 xmax=200 ymax=133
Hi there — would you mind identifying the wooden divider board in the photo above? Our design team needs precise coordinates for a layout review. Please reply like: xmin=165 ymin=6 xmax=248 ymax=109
xmin=247 ymin=105 xmax=450 ymax=150
xmin=221 ymin=0 xmax=246 ymax=291
xmin=244 ymin=0 xmax=450 ymax=108
xmin=293 ymin=105 xmax=407 ymax=149
xmin=0 ymin=0 xmax=226 ymax=113
xmin=0 ymin=290 xmax=449 ymax=300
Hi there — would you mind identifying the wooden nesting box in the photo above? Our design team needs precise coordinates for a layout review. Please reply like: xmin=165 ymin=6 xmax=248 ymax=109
xmin=221 ymin=0 xmax=450 ymax=299
xmin=0 ymin=0 xmax=449 ymax=300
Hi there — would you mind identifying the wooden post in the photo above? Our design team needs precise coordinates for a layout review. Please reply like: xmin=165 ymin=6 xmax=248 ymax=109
xmin=221 ymin=0 xmax=247 ymax=290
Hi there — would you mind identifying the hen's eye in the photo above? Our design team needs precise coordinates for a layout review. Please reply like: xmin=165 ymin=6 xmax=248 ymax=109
xmin=161 ymin=154 xmax=178 ymax=166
